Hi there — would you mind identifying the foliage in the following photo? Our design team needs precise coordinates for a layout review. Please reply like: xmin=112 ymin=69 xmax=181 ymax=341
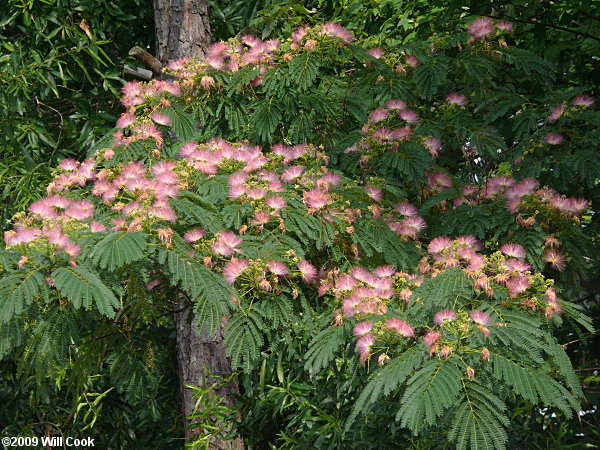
xmin=2 ymin=6 xmax=599 ymax=449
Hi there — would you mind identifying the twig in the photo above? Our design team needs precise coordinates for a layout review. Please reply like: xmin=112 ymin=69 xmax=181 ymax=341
xmin=129 ymin=46 xmax=163 ymax=76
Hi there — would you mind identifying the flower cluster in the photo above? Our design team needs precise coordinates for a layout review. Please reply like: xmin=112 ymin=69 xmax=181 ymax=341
xmin=467 ymin=17 xmax=513 ymax=40
xmin=320 ymin=234 xmax=563 ymax=366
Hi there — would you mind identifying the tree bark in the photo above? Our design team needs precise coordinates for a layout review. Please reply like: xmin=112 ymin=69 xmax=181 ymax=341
xmin=175 ymin=308 xmax=245 ymax=448
xmin=153 ymin=0 xmax=212 ymax=62
xmin=152 ymin=1 xmax=244 ymax=447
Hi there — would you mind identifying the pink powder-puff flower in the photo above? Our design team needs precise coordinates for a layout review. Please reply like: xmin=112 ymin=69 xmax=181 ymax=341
xmin=399 ymin=109 xmax=419 ymax=124
xmin=183 ymin=227 xmax=206 ymax=243
xmin=90 ymin=221 xmax=107 ymax=232
xmin=500 ymin=243 xmax=526 ymax=259
xmin=320 ymin=22 xmax=355 ymax=44
xmin=385 ymin=99 xmax=408 ymax=110
xmin=122 ymin=81 xmax=143 ymax=97
xmin=29 ymin=199 xmax=58 ymax=219
xmin=446 ymin=93 xmax=467 ymax=106
xmin=303 ymin=189 xmax=330 ymax=210
xmin=400 ymin=288 xmax=413 ymax=302
xmin=467 ymin=17 xmax=494 ymax=39
xmin=428 ymin=236 xmax=453 ymax=254
xmin=200 ymin=75 xmax=215 ymax=89
xmin=369 ymin=108 xmax=389 ymax=123
xmin=427 ymin=172 xmax=452 ymax=190
xmin=151 ymin=111 xmax=172 ymax=126
xmin=58 ymin=158 xmax=79 ymax=171
xmin=506 ymin=274 xmax=531 ymax=295
xmin=8 ymin=227 xmax=41 ymax=245
xmin=116 ymin=112 xmax=137 ymax=129
xmin=469 ymin=310 xmax=491 ymax=326
xmin=507 ymin=259 xmax=531 ymax=272
xmin=336 ymin=274 xmax=356 ymax=291
xmin=424 ymin=137 xmax=442 ymax=157
xmin=374 ymin=265 xmax=396 ymax=278
xmin=365 ymin=185 xmax=382 ymax=202
xmin=505 ymin=178 xmax=538 ymax=198
xmin=265 ymin=196 xmax=287 ymax=210
xmin=384 ymin=318 xmax=414 ymax=337
xmin=353 ymin=321 xmax=374 ymax=336
xmin=281 ymin=165 xmax=304 ymax=183
xmin=212 ymin=231 xmax=243 ymax=257
xmin=495 ymin=21 xmax=513 ymax=32
xmin=356 ymin=333 xmax=376 ymax=363
xmin=104 ymin=148 xmax=115 ymax=161
xmin=351 ymin=266 xmax=374 ymax=284
xmin=395 ymin=201 xmax=418 ymax=217
xmin=223 ymin=258 xmax=249 ymax=284
xmin=571 ymin=95 xmax=595 ymax=107
xmin=405 ymin=54 xmax=420 ymax=68
xmin=423 ymin=330 xmax=441 ymax=347
xmin=297 ymin=260 xmax=317 ymax=282
xmin=268 ymin=260 xmax=288 ymax=276
xmin=439 ymin=345 xmax=454 ymax=359
xmin=366 ymin=47 xmax=384 ymax=59
xmin=544 ymin=249 xmax=566 ymax=271
xmin=247 ymin=187 xmax=267 ymax=200
xmin=228 ymin=184 xmax=247 ymax=200
xmin=321 ymin=171 xmax=341 ymax=187
xmin=544 ymin=133 xmax=564 ymax=145
xmin=547 ymin=104 xmax=565 ymax=122
xmin=434 ymin=309 xmax=458 ymax=325
xmin=291 ymin=25 xmax=309 ymax=44
xmin=250 ymin=210 xmax=271 ymax=228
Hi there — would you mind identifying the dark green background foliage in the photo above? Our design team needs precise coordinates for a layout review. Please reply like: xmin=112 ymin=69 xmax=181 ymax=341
xmin=1 ymin=0 xmax=598 ymax=448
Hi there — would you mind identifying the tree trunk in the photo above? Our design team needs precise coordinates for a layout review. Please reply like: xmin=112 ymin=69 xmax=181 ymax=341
xmin=152 ymin=1 xmax=244 ymax=447
xmin=175 ymin=308 xmax=245 ymax=448
xmin=153 ymin=0 xmax=212 ymax=62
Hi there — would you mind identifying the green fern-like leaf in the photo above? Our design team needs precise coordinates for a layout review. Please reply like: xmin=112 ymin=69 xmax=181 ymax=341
xmin=51 ymin=265 xmax=120 ymax=318
xmin=224 ymin=310 xmax=265 ymax=372
xmin=0 ymin=316 xmax=24 ymax=359
xmin=288 ymin=54 xmax=318 ymax=90
xmin=397 ymin=359 xmax=463 ymax=432
xmin=413 ymin=57 xmax=449 ymax=98
xmin=0 ymin=269 xmax=49 ymax=322
xmin=448 ymin=380 xmax=509 ymax=450
xmin=346 ymin=347 xmax=423 ymax=429
xmin=304 ymin=322 xmax=352 ymax=375
xmin=87 ymin=231 xmax=147 ymax=271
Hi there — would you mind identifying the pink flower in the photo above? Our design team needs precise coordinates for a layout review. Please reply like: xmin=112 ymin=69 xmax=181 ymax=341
xmin=399 ymin=109 xmax=419 ymax=124
xmin=320 ymin=22 xmax=355 ymax=44
xmin=200 ymin=75 xmax=215 ymax=89
xmin=506 ymin=274 xmax=531 ymax=295
xmin=384 ymin=318 xmax=414 ymax=337
xmin=297 ymin=260 xmax=317 ymax=282
xmin=434 ymin=309 xmax=458 ymax=325
xmin=303 ymin=189 xmax=330 ymax=210
xmin=571 ymin=95 xmax=595 ymax=107
xmin=90 ymin=221 xmax=107 ymax=232
xmin=385 ymin=99 xmax=407 ymax=110
xmin=469 ymin=310 xmax=490 ymax=325
xmin=116 ymin=112 xmax=137 ymax=129
xmin=366 ymin=47 xmax=384 ymax=59
xmin=499 ymin=243 xmax=526 ymax=259
xmin=356 ymin=333 xmax=376 ymax=363
xmin=467 ymin=17 xmax=494 ymax=39
xmin=496 ymin=21 xmax=513 ymax=32
xmin=369 ymin=108 xmax=389 ymax=123
xmin=544 ymin=249 xmax=566 ymax=271
xmin=423 ymin=330 xmax=441 ymax=347
xmin=428 ymin=236 xmax=453 ymax=254
xmin=547 ymin=105 xmax=565 ymax=122
xmin=336 ymin=274 xmax=356 ymax=291
xmin=184 ymin=227 xmax=206 ymax=243
xmin=212 ymin=231 xmax=243 ymax=257
xmin=151 ymin=111 xmax=172 ymax=126
xmin=58 ymin=159 xmax=79 ymax=171
xmin=405 ymin=54 xmax=420 ymax=68
xmin=374 ymin=265 xmax=395 ymax=278
xmin=223 ymin=258 xmax=249 ymax=284
xmin=265 ymin=196 xmax=287 ymax=210
xmin=424 ymin=137 xmax=442 ymax=157
xmin=353 ymin=321 xmax=374 ymax=336
xmin=282 ymin=165 xmax=304 ymax=183
xmin=292 ymin=26 xmax=309 ymax=44
xmin=446 ymin=93 xmax=466 ymax=106
xmin=395 ymin=201 xmax=418 ymax=217
xmin=544 ymin=133 xmax=564 ymax=145
xmin=268 ymin=260 xmax=288 ymax=276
